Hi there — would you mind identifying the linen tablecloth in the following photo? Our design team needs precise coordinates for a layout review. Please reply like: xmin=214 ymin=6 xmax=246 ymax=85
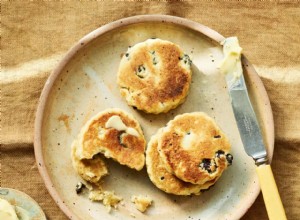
xmin=1 ymin=1 xmax=300 ymax=219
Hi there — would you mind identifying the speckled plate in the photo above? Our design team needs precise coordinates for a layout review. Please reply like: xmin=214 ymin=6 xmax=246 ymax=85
xmin=0 ymin=188 xmax=46 ymax=220
xmin=34 ymin=15 xmax=274 ymax=220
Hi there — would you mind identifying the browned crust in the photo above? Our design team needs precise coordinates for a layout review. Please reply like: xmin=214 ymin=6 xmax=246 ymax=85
xmin=117 ymin=39 xmax=192 ymax=114
xmin=80 ymin=109 xmax=146 ymax=170
xmin=158 ymin=112 xmax=231 ymax=185
xmin=146 ymin=131 xmax=217 ymax=195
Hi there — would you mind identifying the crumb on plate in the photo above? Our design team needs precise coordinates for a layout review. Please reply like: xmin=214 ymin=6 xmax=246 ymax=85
xmin=89 ymin=190 xmax=122 ymax=212
xmin=131 ymin=195 xmax=153 ymax=213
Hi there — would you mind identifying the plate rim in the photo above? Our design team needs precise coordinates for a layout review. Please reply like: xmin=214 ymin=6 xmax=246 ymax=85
xmin=34 ymin=14 xmax=274 ymax=220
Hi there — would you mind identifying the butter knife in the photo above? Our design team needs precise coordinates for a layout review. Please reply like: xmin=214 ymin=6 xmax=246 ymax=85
xmin=222 ymin=38 xmax=287 ymax=220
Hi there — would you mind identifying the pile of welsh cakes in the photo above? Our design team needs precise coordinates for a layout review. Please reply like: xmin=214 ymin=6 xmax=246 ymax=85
xmin=146 ymin=112 xmax=232 ymax=195
xmin=71 ymin=38 xmax=233 ymax=197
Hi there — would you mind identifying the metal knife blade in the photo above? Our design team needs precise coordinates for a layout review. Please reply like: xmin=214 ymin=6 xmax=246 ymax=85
xmin=225 ymin=67 xmax=268 ymax=165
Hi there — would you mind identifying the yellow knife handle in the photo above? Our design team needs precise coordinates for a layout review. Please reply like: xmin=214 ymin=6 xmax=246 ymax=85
xmin=256 ymin=164 xmax=287 ymax=220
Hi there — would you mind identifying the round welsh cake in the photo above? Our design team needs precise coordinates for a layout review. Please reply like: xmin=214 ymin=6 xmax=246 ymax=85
xmin=75 ymin=108 xmax=146 ymax=171
xmin=117 ymin=39 xmax=192 ymax=114
xmin=157 ymin=112 xmax=233 ymax=185
xmin=146 ymin=129 xmax=218 ymax=195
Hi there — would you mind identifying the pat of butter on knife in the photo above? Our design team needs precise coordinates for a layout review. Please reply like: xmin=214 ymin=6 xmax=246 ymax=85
xmin=219 ymin=37 xmax=243 ymax=80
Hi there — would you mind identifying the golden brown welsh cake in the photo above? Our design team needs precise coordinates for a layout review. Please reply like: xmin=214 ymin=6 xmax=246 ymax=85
xmin=117 ymin=38 xmax=192 ymax=114
xmin=75 ymin=108 xmax=146 ymax=171
xmin=157 ymin=112 xmax=232 ymax=185
xmin=146 ymin=129 xmax=218 ymax=195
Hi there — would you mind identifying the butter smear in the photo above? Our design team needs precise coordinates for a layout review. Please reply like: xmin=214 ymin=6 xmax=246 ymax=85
xmin=105 ymin=115 xmax=139 ymax=137
xmin=0 ymin=198 xmax=18 ymax=220
xmin=0 ymin=198 xmax=30 ymax=220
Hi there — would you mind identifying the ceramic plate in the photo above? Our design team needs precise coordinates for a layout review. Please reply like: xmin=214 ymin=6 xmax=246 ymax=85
xmin=0 ymin=188 xmax=46 ymax=220
xmin=34 ymin=15 xmax=274 ymax=220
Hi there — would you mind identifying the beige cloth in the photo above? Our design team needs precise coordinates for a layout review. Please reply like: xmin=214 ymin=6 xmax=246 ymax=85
xmin=1 ymin=1 xmax=300 ymax=219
